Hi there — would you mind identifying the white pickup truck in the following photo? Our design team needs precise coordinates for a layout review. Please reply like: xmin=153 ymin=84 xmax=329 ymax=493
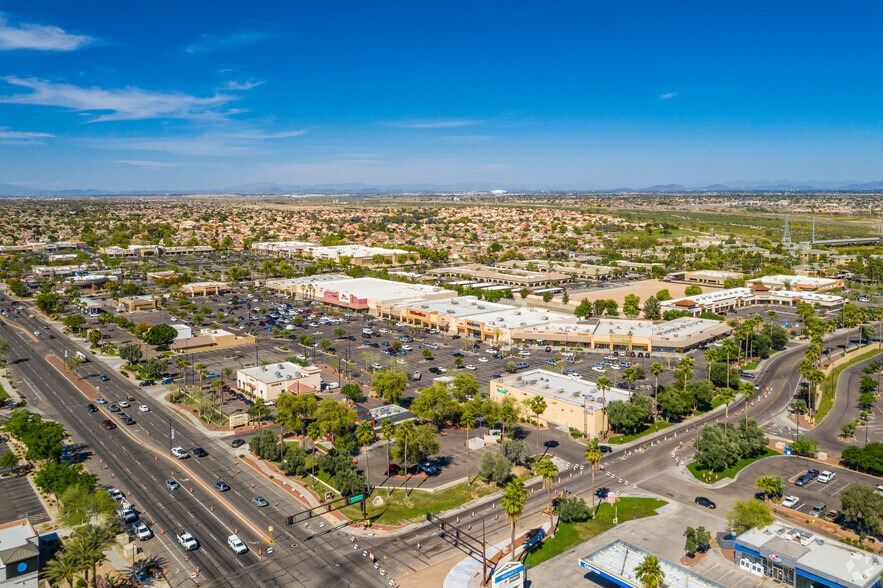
xmin=177 ymin=531 xmax=199 ymax=551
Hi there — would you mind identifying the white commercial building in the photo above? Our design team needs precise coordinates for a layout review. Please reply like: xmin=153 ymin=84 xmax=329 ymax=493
xmin=661 ymin=286 xmax=844 ymax=316
xmin=236 ymin=362 xmax=325 ymax=402
xmin=264 ymin=276 xmax=455 ymax=313
xmin=747 ymin=274 xmax=841 ymax=292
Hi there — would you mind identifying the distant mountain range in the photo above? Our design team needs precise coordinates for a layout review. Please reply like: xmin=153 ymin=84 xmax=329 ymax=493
xmin=2 ymin=179 xmax=883 ymax=197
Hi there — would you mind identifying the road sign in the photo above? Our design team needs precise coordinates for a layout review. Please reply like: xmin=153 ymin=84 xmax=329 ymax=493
xmin=349 ymin=493 xmax=365 ymax=504
xmin=170 ymin=428 xmax=175 ymax=440
xmin=607 ymin=494 xmax=617 ymax=504
xmin=492 ymin=562 xmax=524 ymax=587
xmin=784 ymin=446 xmax=792 ymax=456
xmin=325 ymin=491 xmax=333 ymax=501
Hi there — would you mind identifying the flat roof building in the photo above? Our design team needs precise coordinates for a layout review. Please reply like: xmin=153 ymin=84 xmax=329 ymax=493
xmin=511 ymin=317 xmax=732 ymax=354
xmin=747 ymin=275 xmax=841 ymax=292
xmin=426 ymin=263 xmax=569 ymax=288
xmin=181 ymin=281 xmax=228 ymax=297
xmin=735 ymin=521 xmax=883 ymax=588
xmin=253 ymin=242 xmax=417 ymax=266
xmin=683 ymin=270 xmax=745 ymax=285
xmin=236 ymin=362 xmax=324 ymax=402
xmin=661 ymin=286 xmax=844 ymax=316
xmin=377 ymin=295 xmax=513 ymax=330
xmin=264 ymin=276 xmax=455 ymax=313
xmin=579 ymin=539 xmax=726 ymax=588
xmin=0 ymin=517 xmax=40 ymax=588
xmin=170 ymin=328 xmax=254 ymax=354
xmin=118 ymin=295 xmax=158 ymax=313
xmin=491 ymin=369 xmax=632 ymax=436
xmin=454 ymin=307 xmax=573 ymax=344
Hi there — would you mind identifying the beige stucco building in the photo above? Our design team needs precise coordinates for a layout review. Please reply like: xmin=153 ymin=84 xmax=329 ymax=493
xmin=490 ymin=370 xmax=632 ymax=437
xmin=236 ymin=362 xmax=324 ymax=402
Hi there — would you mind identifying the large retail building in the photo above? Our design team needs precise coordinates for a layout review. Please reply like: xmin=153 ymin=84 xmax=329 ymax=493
xmin=661 ymin=285 xmax=844 ymax=316
xmin=490 ymin=369 xmax=633 ymax=436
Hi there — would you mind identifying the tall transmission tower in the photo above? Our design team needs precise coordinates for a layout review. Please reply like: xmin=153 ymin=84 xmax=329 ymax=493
xmin=782 ymin=215 xmax=792 ymax=245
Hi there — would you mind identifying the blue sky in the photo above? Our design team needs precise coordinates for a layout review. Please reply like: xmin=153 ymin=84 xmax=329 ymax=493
xmin=0 ymin=1 xmax=881 ymax=191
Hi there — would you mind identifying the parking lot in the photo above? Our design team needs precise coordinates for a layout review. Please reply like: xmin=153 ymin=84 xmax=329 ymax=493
xmin=0 ymin=440 xmax=49 ymax=525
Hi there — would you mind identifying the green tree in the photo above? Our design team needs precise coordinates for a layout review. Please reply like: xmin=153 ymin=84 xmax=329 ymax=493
xmin=62 ymin=313 xmax=85 ymax=332
xmin=500 ymin=479 xmax=528 ymax=562
xmin=685 ymin=526 xmax=711 ymax=556
xmin=841 ymin=485 xmax=883 ymax=541
xmin=684 ymin=285 xmax=702 ymax=296
xmin=642 ymin=296 xmax=661 ymax=320
xmin=634 ymin=554 xmax=665 ymax=588
xmin=340 ymin=383 xmax=365 ymax=404
xmin=574 ymin=298 xmax=592 ymax=319
xmin=655 ymin=289 xmax=672 ymax=301
xmin=0 ymin=450 xmax=17 ymax=469
xmin=59 ymin=485 xmax=117 ymax=527
xmin=144 ymin=323 xmax=177 ymax=346
xmin=727 ymin=499 xmax=773 ymax=534
xmin=118 ymin=343 xmax=142 ymax=364
xmin=394 ymin=421 xmax=418 ymax=495
xmin=480 ymin=452 xmax=512 ymax=485
xmin=371 ymin=369 xmax=408 ymax=405
xmin=557 ymin=496 xmax=591 ymax=522
xmin=791 ymin=435 xmax=819 ymax=456
xmin=623 ymin=294 xmax=641 ymax=316
xmin=0 ymin=337 xmax=10 ymax=366
xmin=755 ymin=475 xmax=784 ymax=499
xmin=537 ymin=457 xmax=559 ymax=533
xmin=140 ymin=357 xmax=167 ymax=380
xmin=70 ymin=523 xmax=116 ymax=588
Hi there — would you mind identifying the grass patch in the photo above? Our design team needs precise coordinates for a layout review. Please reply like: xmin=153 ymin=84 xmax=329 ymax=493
xmin=607 ymin=421 xmax=672 ymax=444
xmin=0 ymin=383 xmax=9 ymax=401
xmin=687 ymin=447 xmax=779 ymax=483
xmin=818 ymin=347 xmax=881 ymax=423
xmin=339 ymin=480 xmax=502 ymax=526
xmin=522 ymin=498 xmax=667 ymax=568
xmin=742 ymin=359 xmax=760 ymax=370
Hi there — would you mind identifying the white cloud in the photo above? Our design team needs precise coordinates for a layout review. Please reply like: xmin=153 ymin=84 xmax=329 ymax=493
xmin=0 ymin=14 xmax=94 ymax=51
xmin=115 ymin=160 xmax=183 ymax=169
xmin=393 ymin=119 xmax=480 ymax=129
xmin=103 ymin=128 xmax=307 ymax=156
xmin=0 ymin=126 xmax=53 ymax=142
xmin=222 ymin=79 xmax=265 ymax=91
xmin=658 ymin=92 xmax=678 ymax=100
xmin=0 ymin=77 xmax=236 ymax=121
xmin=186 ymin=31 xmax=279 ymax=54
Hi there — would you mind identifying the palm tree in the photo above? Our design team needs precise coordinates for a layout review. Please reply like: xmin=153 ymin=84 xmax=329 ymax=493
xmin=740 ymin=381 xmax=757 ymax=426
xmin=719 ymin=387 xmax=737 ymax=434
xmin=634 ymin=554 xmax=665 ymax=588
xmin=500 ymin=480 xmax=528 ymax=562
xmin=355 ymin=420 xmax=375 ymax=488
xmin=44 ymin=549 xmax=79 ymax=588
xmin=525 ymin=396 xmax=547 ymax=457
xmin=703 ymin=350 xmax=715 ymax=383
xmin=678 ymin=357 xmax=694 ymax=390
xmin=537 ymin=458 xmax=558 ymax=535
xmin=381 ymin=420 xmax=396 ymax=494
xmin=597 ymin=376 xmax=611 ymax=437
xmin=584 ymin=439 xmax=603 ymax=516
xmin=649 ymin=362 xmax=664 ymax=422
xmin=72 ymin=524 xmax=115 ymax=588
xmin=396 ymin=420 xmax=418 ymax=496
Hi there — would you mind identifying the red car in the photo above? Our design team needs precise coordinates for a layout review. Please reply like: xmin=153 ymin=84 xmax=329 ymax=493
xmin=386 ymin=464 xmax=401 ymax=476
xmin=102 ymin=419 xmax=116 ymax=430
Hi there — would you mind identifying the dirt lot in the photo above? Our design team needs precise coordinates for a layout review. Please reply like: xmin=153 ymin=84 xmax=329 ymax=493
xmin=565 ymin=279 xmax=723 ymax=307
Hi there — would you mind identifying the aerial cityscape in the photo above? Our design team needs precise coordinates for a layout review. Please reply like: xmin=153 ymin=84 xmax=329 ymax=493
xmin=0 ymin=3 xmax=882 ymax=588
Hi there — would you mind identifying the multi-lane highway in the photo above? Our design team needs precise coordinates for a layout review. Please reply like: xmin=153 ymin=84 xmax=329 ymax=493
xmin=1 ymin=293 xmax=872 ymax=586
xmin=0 ymin=301 xmax=393 ymax=587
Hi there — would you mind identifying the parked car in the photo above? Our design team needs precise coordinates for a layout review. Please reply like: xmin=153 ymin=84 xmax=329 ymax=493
xmin=823 ymin=509 xmax=843 ymax=524
xmin=139 ymin=380 xmax=154 ymax=387
xmin=818 ymin=470 xmax=836 ymax=483
xmin=781 ymin=496 xmax=800 ymax=508
xmin=132 ymin=522 xmax=152 ymax=540
xmin=160 ymin=378 xmax=174 ymax=385
xmin=387 ymin=464 xmax=402 ymax=476
xmin=412 ymin=371 xmax=422 ymax=381
xmin=809 ymin=502 xmax=827 ymax=518
xmin=108 ymin=488 xmax=124 ymax=501
xmin=599 ymin=445 xmax=613 ymax=454
xmin=418 ymin=461 xmax=439 ymax=475
xmin=794 ymin=474 xmax=811 ymax=486
xmin=695 ymin=497 xmax=716 ymax=509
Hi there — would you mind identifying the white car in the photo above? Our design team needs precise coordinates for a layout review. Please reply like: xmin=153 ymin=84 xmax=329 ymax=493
xmin=228 ymin=534 xmax=248 ymax=554
xmin=401 ymin=345 xmax=413 ymax=351
xmin=371 ymin=363 xmax=384 ymax=370
xmin=171 ymin=447 xmax=189 ymax=459
xmin=518 ymin=351 xmax=531 ymax=357
xmin=478 ymin=357 xmax=489 ymax=363
xmin=132 ymin=522 xmax=152 ymax=540
xmin=782 ymin=496 xmax=800 ymax=508
xmin=108 ymin=488 xmax=124 ymax=501
xmin=139 ymin=405 xmax=149 ymax=412
xmin=592 ymin=367 xmax=606 ymax=374
xmin=465 ymin=365 xmax=476 ymax=370
xmin=33 ymin=331 xmax=40 ymax=336
xmin=379 ymin=328 xmax=388 ymax=333
xmin=396 ymin=359 xmax=407 ymax=365
xmin=561 ymin=352 xmax=575 ymax=357
xmin=818 ymin=470 xmax=836 ymax=483
xmin=608 ymin=364 xmax=621 ymax=370
xmin=118 ymin=401 xmax=130 ymax=408
xmin=438 ymin=367 xmax=447 ymax=373
xmin=177 ymin=531 xmax=199 ymax=551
